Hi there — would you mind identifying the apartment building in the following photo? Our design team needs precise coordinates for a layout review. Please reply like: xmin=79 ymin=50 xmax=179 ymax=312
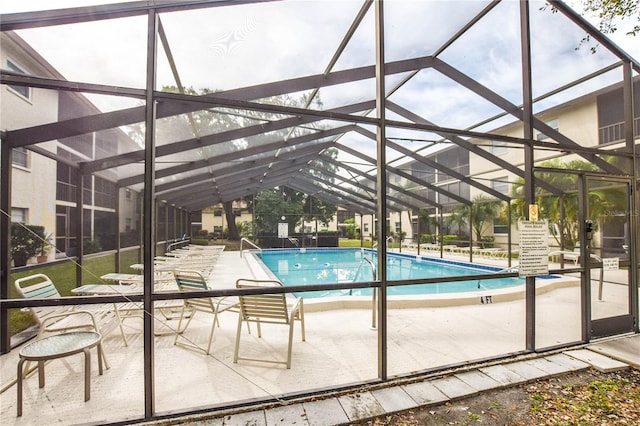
xmin=2 ymin=31 xmax=139 ymax=262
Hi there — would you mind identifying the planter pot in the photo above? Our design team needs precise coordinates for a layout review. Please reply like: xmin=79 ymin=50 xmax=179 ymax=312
xmin=37 ymin=255 xmax=48 ymax=263
xmin=12 ymin=253 xmax=28 ymax=267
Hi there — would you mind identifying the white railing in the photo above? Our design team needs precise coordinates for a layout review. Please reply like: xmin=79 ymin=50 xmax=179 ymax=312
xmin=354 ymin=256 xmax=378 ymax=330
xmin=166 ymin=237 xmax=190 ymax=253
xmin=354 ymin=255 xmax=376 ymax=282
xmin=239 ymin=238 xmax=261 ymax=257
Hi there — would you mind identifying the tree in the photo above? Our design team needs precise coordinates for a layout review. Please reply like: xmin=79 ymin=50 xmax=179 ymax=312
xmin=303 ymin=147 xmax=339 ymax=227
xmin=450 ymin=195 xmax=503 ymax=245
xmin=254 ymin=187 xmax=304 ymax=235
xmin=418 ymin=207 xmax=438 ymax=235
xmin=136 ymin=86 xmax=327 ymax=240
xmin=510 ymin=159 xmax=627 ymax=249
xmin=222 ymin=200 xmax=240 ymax=240
xmin=303 ymin=196 xmax=337 ymax=228
xmin=235 ymin=221 xmax=252 ymax=238
xmin=343 ymin=218 xmax=358 ymax=239
xmin=581 ymin=0 xmax=639 ymax=37
xmin=446 ymin=206 xmax=468 ymax=236
xmin=541 ymin=1 xmax=638 ymax=53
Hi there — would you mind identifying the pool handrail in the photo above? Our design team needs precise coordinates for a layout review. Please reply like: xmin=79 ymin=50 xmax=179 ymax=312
xmin=240 ymin=238 xmax=261 ymax=257
xmin=495 ymin=265 xmax=519 ymax=274
xmin=167 ymin=237 xmax=190 ymax=253
xmin=354 ymin=256 xmax=377 ymax=282
xmin=354 ymin=256 xmax=378 ymax=330
xmin=288 ymin=237 xmax=300 ymax=247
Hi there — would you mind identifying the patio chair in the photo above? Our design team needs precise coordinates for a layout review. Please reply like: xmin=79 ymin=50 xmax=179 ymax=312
xmin=233 ymin=278 xmax=305 ymax=369
xmin=14 ymin=273 xmax=109 ymax=369
xmin=172 ymin=269 xmax=238 ymax=355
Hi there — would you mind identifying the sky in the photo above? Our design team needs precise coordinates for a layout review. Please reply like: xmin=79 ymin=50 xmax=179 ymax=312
xmin=2 ymin=0 xmax=640 ymax=164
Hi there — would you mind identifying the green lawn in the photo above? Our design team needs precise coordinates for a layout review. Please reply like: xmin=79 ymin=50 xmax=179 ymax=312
xmin=9 ymin=249 xmax=141 ymax=336
xmin=339 ymin=239 xmax=374 ymax=248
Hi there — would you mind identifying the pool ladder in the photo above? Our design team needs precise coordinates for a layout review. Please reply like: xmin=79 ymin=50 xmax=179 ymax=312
xmin=354 ymin=256 xmax=378 ymax=330
xmin=239 ymin=238 xmax=261 ymax=257
xmin=354 ymin=256 xmax=377 ymax=282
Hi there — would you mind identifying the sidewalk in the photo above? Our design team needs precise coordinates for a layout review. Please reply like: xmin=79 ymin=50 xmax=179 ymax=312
xmin=141 ymin=334 xmax=640 ymax=426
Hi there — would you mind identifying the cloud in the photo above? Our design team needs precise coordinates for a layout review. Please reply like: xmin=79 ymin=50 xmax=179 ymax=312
xmin=7 ymin=0 xmax=639 ymax=125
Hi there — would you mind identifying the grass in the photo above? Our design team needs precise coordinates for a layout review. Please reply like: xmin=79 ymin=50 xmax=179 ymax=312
xmin=9 ymin=248 xmax=140 ymax=335
xmin=339 ymin=239 xmax=374 ymax=248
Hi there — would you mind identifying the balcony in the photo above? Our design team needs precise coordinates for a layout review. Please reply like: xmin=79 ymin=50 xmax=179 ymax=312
xmin=56 ymin=181 xmax=77 ymax=203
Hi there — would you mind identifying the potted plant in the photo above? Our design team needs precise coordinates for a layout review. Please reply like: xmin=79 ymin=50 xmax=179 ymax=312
xmin=10 ymin=223 xmax=45 ymax=267
xmin=37 ymin=232 xmax=54 ymax=263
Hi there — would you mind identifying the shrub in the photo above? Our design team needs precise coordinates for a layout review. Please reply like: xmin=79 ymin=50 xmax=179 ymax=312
xmin=11 ymin=223 xmax=45 ymax=267
xmin=190 ymin=238 xmax=209 ymax=246
xmin=442 ymin=234 xmax=458 ymax=245
xmin=481 ymin=235 xmax=495 ymax=248
xmin=420 ymin=234 xmax=435 ymax=244
xmin=83 ymin=239 xmax=102 ymax=254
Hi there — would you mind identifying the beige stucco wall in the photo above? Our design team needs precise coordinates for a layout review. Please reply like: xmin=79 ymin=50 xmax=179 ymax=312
xmin=2 ymin=33 xmax=58 ymax=261
xmin=465 ymin=96 xmax=600 ymax=248
xmin=201 ymin=207 xmax=253 ymax=236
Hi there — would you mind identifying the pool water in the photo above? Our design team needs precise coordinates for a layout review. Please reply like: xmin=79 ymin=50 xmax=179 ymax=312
xmin=256 ymin=248 xmax=524 ymax=299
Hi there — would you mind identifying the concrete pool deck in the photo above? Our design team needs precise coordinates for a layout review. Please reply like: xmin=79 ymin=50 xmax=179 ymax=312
xmin=0 ymin=249 xmax=636 ymax=425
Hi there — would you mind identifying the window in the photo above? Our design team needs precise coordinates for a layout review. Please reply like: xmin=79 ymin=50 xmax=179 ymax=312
xmin=12 ymin=147 xmax=28 ymax=168
xmin=364 ymin=223 xmax=369 ymax=233
xmin=6 ymin=59 xmax=31 ymax=100
xmin=491 ymin=140 xmax=507 ymax=155
xmin=94 ymin=176 xmax=116 ymax=208
xmin=11 ymin=207 xmax=27 ymax=223
xmin=214 ymin=210 xmax=222 ymax=217
xmin=536 ymin=119 xmax=559 ymax=141
xmin=492 ymin=176 xmax=509 ymax=194
xmin=125 ymin=188 xmax=132 ymax=200
xmin=395 ymin=222 xmax=401 ymax=233
xmin=493 ymin=218 xmax=509 ymax=235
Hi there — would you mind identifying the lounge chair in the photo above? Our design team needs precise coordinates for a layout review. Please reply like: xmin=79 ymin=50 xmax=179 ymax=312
xmin=14 ymin=273 xmax=110 ymax=369
xmin=172 ymin=269 xmax=238 ymax=355
xmin=549 ymin=245 xmax=580 ymax=265
xmin=233 ymin=279 xmax=305 ymax=369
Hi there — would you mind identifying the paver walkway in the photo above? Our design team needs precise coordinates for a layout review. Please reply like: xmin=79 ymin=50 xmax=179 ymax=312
xmin=140 ymin=334 xmax=640 ymax=426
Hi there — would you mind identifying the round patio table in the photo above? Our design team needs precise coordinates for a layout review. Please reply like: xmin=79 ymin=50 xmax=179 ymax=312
xmin=17 ymin=331 xmax=104 ymax=417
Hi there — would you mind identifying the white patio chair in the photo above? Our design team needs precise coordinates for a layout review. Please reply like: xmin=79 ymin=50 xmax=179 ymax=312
xmin=233 ymin=278 xmax=305 ymax=369
xmin=172 ymin=269 xmax=238 ymax=355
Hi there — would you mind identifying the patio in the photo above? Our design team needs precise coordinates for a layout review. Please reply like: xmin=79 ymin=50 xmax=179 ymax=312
xmin=0 ymin=249 xmax=631 ymax=425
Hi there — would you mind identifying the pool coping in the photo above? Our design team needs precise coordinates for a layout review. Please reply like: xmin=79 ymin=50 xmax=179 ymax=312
xmin=244 ymin=248 xmax=580 ymax=313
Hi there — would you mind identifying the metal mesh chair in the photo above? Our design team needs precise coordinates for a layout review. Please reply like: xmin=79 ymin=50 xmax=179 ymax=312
xmin=233 ymin=278 xmax=305 ymax=369
xmin=173 ymin=269 xmax=237 ymax=355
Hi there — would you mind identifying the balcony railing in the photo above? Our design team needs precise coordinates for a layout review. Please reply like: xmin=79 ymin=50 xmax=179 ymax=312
xmin=599 ymin=118 xmax=640 ymax=144
xmin=56 ymin=181 xmax=77 ymax=203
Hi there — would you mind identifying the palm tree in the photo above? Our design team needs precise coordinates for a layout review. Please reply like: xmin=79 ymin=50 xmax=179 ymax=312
xmin=510 ymin=159 xmax=627 ymax=250
xmin=449 ymin=195 xmax=503 ymax=246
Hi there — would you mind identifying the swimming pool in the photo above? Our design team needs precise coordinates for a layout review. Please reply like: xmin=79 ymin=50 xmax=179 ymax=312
xmin=255 ymin=248 xmax=525 ymax=299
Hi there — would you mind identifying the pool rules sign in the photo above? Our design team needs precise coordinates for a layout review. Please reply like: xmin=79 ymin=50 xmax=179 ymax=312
xmin=518 ymin=219 xmax=549 ymax=277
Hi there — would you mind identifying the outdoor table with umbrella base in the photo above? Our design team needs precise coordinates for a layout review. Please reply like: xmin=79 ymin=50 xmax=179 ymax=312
xmin=16 ymin=331 xmax=105 ymax=416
